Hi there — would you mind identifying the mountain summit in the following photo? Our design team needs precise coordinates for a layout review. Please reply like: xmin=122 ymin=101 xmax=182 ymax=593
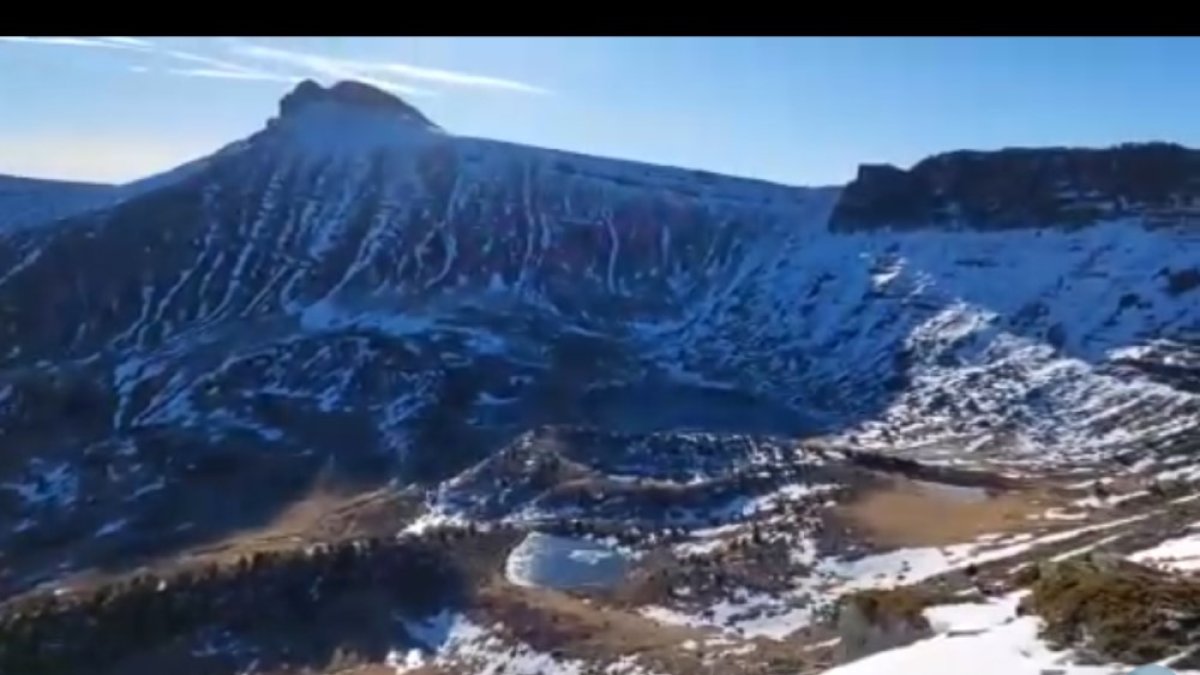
xmin=275 ymin=79 xmax=440 ymax=130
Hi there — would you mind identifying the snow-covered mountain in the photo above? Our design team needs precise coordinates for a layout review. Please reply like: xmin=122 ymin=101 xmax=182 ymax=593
xmin=3 ymin=79 xmax=1200 ymax=675
xmin=0 ymin=79 xmax=1198 ymax=591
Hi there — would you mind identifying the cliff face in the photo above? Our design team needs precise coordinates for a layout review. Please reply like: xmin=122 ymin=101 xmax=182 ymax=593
xmin=830 ymin=143 xmax=1200 ymax=231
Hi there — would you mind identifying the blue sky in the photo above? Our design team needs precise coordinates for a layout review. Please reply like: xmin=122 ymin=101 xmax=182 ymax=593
xmin=3 ymin=37 xmax=1200 ymax=185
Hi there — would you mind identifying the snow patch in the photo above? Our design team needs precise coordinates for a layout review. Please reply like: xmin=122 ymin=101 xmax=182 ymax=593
xmin=1 ymin=460 xmax=78 ymax=509
xmin=396 ymin=609 xmax=621 ymax=674
xmin=825 ymin=595 xmax=1124 ymax=675
xmin=95 ymin=518 xmax=129 ymax=538
xmin=1130 ymin=524 xmax=1200 ymax=572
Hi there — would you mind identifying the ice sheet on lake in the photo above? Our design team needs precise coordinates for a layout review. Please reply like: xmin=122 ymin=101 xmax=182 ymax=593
xmin=505 ymin=532 xmax=631 ymax=590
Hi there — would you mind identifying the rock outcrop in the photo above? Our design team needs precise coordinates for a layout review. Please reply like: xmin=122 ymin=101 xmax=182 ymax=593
xmin=831 ymin=143 xmax=1200 ymax=231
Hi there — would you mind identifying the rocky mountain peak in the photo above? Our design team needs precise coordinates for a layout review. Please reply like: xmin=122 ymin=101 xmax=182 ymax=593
xmin=276 ymin=79 xmax=438 ymax=129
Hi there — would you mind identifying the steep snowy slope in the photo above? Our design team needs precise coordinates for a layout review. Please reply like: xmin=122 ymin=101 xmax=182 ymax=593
xmin=658 ymin=220 xmax=1200 ymax=463
xmin=0 ymin=80 xmax=1197 ymax=593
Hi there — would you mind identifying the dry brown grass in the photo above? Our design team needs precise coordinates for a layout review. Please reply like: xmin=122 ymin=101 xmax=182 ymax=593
xmin=7 ymin=527 xmax=513 ymax=675
xmin=838 ymin=587 xmax=938 ymax=626
xmin=471 ymin=576 xmax=826 ymax=675
xmin=180 ymin=484 xmax=423 ymax=560
xmin=6 ymin=485 xmax=424 ymax=608
xmin=1023 ymin=557 xmax=1200 ymax=663
xmin=834 ymin=477 xmax=1059 ymax=547
xmin=476 ymin=576 xmax=706 ymax=658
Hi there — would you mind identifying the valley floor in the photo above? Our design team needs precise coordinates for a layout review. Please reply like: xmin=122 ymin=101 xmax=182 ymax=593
xmin=4 ymin=433 xmax=1200 ymax=675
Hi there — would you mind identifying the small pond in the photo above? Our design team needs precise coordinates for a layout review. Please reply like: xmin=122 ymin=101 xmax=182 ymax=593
xmin=504 ymin=532 xmax=631 ymax=590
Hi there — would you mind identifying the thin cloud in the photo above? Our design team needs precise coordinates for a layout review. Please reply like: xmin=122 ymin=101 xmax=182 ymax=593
xmin=98 ymin=37 xmax=154 ymax=48
xmin=375 ymin=62 xmax=549 ymax=95
xmin=167 ymin=67 xmax=300 ymax=84
xmin=0 ymin=36 xmax=288 ymax=84
xmin=234 ymin=43 xmax=549 ymax=96
xmin=155 ymin=47 xmax=297 ymax=83
xmin=0 ymin=36 xmax=139 ymax=50
xmin=232 ymin=44 xmax=436 ymax=98
xmin=0 ymin=37 xmax=549 ymax=97
xmin=159 ymin=47 xmax=260 ymax=72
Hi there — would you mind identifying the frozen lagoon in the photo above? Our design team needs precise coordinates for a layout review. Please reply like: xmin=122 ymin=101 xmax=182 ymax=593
xmin=505 ymin=532 xmax=631 ymax=590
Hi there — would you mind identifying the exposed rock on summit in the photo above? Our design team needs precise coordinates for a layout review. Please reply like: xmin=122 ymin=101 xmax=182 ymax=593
xmin=276 ymin=79 xmax=439 ymax=129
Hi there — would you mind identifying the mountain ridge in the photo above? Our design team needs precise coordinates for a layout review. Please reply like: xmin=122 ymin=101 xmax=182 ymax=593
xmin=832 ymin=141 xmax=1200 ymax=232
xmin=0 ymin=78 xmax=1199 ymax=675
xmin=0 ymin=81 xmax=1190 ymax=466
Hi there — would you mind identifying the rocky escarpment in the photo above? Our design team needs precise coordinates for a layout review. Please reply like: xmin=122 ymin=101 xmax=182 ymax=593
xmin=831 ymin=143 xmax=1200 ymax=231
